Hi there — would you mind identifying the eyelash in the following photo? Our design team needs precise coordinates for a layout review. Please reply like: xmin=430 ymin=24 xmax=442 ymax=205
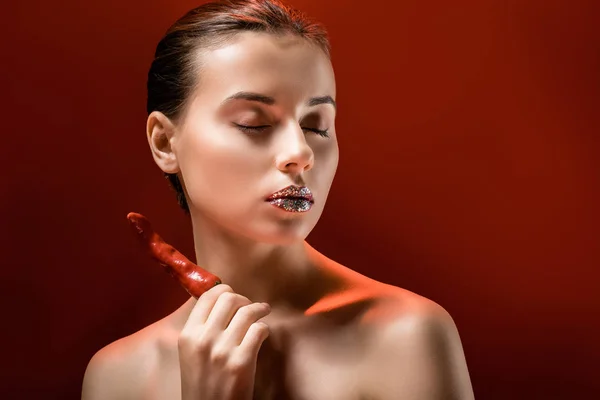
xmin=235 ymin=124 xmax=330 ymax=138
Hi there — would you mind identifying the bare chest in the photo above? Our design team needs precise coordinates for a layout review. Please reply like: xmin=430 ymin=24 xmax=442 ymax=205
xmin=146 ymin=325 xmax=374 ymax=400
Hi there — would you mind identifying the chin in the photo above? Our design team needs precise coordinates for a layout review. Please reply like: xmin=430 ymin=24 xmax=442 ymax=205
xmin=249 ymin=220 xmax=317 ymax=246
xmin=254 ymin=229 xmax=310 ymax=246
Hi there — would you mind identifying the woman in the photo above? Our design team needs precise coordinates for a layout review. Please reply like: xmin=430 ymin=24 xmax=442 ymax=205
xmin=82 ymin=0 xmax=474 ymax=399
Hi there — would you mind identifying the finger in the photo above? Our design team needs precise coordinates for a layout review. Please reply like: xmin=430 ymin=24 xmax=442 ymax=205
xmin=238 ymin=322 xmax=270 ymax=359
xmin=224 ymin=303 xmax=271 ymax=346
xmin=205 ymin=292 xmax=251 ymax=332
xmin=183 ymin=284 xmax=234 ymax=331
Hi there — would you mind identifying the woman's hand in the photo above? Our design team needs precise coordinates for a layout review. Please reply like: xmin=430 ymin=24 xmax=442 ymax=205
xmin=179 ymin=283 xmax=272 ymax=400
xmin=126 ymin=213 xmax=270 ymax=398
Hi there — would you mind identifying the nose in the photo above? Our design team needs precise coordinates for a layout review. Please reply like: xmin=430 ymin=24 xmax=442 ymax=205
xmin=274 ymin=124 xmax=314 ymax=174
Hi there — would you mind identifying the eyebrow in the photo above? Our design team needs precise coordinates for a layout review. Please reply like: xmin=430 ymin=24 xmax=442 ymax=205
xmin=221 ymin=91 xmax=336 ymax=110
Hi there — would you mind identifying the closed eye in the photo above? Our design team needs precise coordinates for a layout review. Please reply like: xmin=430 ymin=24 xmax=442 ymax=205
xmin=234 ymin=124 xmax=330 ymax=138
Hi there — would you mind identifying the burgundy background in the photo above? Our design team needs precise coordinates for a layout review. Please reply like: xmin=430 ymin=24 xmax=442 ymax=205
xmin=2 ymin=0 xmax=599 ymax=398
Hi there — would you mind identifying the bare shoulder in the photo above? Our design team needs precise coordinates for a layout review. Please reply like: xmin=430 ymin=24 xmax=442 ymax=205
xmin=371 ymin=284 xmax=457 ymax=329
xmin=371 ymin=285 xmax=463 ymax=355
xmin=363 ymin=284 xmax=475 ymax=400
xmin=81 ymin=317 xmax=176 ymax=400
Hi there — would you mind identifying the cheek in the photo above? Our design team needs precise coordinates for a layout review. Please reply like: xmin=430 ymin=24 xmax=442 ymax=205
xmin=177 ymin=128 xmax=265 ymax=208
xmin=314 ymin=141 xmax=339 ymax=185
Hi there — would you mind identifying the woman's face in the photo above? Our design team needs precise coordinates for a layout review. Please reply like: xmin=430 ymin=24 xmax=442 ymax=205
xmin=170 ymin=32 xmax=338 ymax=245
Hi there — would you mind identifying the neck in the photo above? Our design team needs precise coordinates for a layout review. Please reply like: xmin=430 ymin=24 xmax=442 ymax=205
xmin=189 ymin=214 xmax=337 ymax=311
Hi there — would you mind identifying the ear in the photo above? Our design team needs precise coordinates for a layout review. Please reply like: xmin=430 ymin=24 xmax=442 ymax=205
xmin=146 ymin=111 xmax=180 ymax=174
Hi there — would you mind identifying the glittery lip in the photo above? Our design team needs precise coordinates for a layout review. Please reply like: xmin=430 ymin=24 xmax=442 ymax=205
xmin=267 ymin=197 xmax=313 ymax=213
xmin=265 ymin=185 xmax=314 ymax=203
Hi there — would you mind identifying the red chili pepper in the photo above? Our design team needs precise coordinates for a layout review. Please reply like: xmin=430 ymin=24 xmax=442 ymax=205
xmin=126 ymin=212 xmax=222 ymax=298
